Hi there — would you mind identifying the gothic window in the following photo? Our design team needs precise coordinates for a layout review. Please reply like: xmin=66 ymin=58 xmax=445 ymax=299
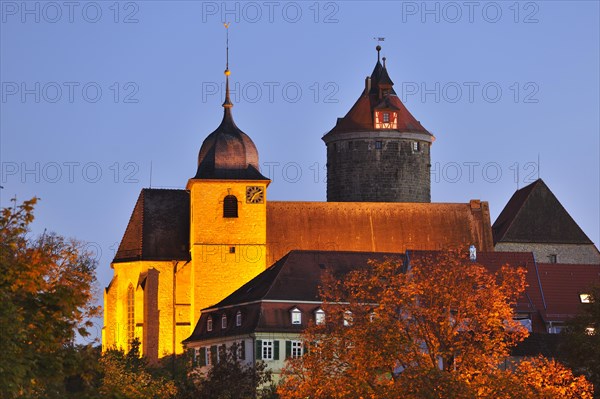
xmin=127 ymin=284 xmax=135 ymax=347
xmin=223 ymin=195 xmax=238 ymax=218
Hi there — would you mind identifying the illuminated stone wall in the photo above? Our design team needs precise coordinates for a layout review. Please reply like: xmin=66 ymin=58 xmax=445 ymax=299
xmin=102 ymin=260 xmax=193 ymax=362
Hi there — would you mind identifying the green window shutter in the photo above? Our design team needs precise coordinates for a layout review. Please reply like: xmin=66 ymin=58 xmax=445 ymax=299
xmin=187 ymin=348 xmax=195 ymax=365
xmin=256 ymin=340 xmax=262 ymax=360
xmin=285 ymin=340 xmax=291 ymax=359
xmin=199 ymin=347 xmax=206 ymax=367
xmin=240 ymin=340 xmax=246 ymax=360
xmin=274 ymin=340 xmax=280 ymax=360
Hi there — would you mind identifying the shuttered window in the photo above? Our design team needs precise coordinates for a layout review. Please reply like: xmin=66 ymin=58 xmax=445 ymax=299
xmin=223 ymin=195 xmax=238 ymax=218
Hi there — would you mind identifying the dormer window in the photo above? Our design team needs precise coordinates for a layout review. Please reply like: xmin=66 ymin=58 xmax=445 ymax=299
xmin=290 ymin=307 xmax=302 ymax=325
xmin=223 ymin=195 xmax=238 ymax=218
xmin=207 ymin=317 xmax=213 ymax=332
xmin=315 ymin=308 xmax=325 ymax=325
xmin=374 ymin=111 xmax=397 ymax=129
xmin=343 ymin=310 xmax=353 ymax=327
xmin=221 ymin=314 xmax=227 ymax=329
xmin=236 ymin=310 xmax=242 ymax=326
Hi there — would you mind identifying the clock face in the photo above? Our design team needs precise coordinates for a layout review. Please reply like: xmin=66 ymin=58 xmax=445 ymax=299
xmin=245 ymin=186 xmax=265 ymax=204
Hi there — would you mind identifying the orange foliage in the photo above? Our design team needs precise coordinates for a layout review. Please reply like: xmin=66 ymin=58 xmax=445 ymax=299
xmin=278 ymin=248 xmax=588 ymax=398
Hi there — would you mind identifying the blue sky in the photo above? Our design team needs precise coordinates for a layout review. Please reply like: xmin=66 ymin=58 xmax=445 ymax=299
xmin=1 ymin=1 xmax=599 ymax=342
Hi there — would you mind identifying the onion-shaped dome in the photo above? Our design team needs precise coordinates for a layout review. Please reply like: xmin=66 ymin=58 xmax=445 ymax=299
xmin=194 ymin=68 xmax=268 ymax=181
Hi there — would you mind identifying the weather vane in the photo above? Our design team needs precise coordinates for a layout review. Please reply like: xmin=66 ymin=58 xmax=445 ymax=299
xmin=373 ymin=37 xmax=385 ymax=42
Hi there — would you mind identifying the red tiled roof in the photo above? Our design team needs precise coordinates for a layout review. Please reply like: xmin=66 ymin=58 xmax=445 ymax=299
xmin=324 ymin=52 xmax=430 ymax=137
xmin=537 ymin=263 xmax=600 ymax=321
xmin=266 ymin=201 xmax=495 ymax=265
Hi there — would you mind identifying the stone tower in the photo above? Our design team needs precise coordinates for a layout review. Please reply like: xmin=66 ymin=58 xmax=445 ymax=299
xmin=323 ymin=46 xmax=433 ymax=203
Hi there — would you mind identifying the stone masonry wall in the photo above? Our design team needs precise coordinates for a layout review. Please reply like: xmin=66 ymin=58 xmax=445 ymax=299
xmin=495 ymin=242 xmax=600 ymax=265
xmin=326 ymin=139 xmax=431 ymax=202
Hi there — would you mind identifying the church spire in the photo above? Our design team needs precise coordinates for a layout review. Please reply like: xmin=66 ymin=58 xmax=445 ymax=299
xmin=223 ymin=23 xmax=233 ymax=109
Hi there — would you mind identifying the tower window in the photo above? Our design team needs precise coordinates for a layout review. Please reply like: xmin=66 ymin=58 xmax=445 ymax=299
xmin=383 ymin=112 xmax=390 ymax=123
xmin=223 ymin=195 xmax=238 ymax=218
xmin=412 ymin=142 xmax=421 ymax=152
xmin=549 ymin=254 xmax=557 ymax=264
xmin=229 ymin=246 xmax=236 ymax=254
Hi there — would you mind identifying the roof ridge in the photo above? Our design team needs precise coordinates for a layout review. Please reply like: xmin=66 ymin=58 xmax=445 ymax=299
xmin=261 ymin=253 xmax=291 ymax=300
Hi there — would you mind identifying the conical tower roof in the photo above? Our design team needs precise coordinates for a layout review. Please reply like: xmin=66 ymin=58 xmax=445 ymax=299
xmin=324 ymin=46 xmax=431 ymax=138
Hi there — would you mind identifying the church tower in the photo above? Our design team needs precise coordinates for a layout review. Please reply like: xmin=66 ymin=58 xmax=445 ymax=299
xmin=323 ymin=46 xmax=433 ymax=203
xmin=186 ymin=34 xmax=270 ymax=322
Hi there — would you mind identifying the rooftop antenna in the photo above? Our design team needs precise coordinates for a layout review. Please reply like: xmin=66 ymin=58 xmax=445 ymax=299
xmin=537 ymin=153 xmax=541 ymax=180
xmin=149 ymin=161 xmax=153 ymax=188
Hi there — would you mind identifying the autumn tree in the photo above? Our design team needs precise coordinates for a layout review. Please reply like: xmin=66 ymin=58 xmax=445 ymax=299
xmin=194 ymin=343 xmax=278 ymax=399
xmin=99 ymin=338 xmax=178 ymax=399
xmin=278 ymin=248 xmax=529 ymax=398
xmin=0 ymin=198 xmax=101 ymax=398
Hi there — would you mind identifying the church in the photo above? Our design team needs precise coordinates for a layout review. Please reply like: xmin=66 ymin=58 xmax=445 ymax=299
xmin=102 ymin=45 xmax=599 ymax=363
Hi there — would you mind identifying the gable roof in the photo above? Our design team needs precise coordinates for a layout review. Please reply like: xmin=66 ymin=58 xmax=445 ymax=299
xmin=492 ymin=179 xmax=593 ymax=245
xmin=266 ymin=200 xmax=495 ymax=265
xmin=184 ymin=250 xmax=405 ymax=342
xmin=113 ymin=188 xmax=190 ymax=263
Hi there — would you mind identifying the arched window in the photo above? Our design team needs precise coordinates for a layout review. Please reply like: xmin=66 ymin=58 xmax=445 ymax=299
xmin=223 ymin=195 xmax=238 ymax=218
xmin=127 ymin=284 xmax=135 ymax=347
xmin=236 ymin=310 xmax=242 ymax=327
xmin=221 ymin=314 xmax=227 ymax=329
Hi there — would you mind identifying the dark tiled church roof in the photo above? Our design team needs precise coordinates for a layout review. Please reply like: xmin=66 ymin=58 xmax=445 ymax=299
xmin=113 ymin=188 xmax=190 ymax=263
xmin=492 ymin=179 xmax=593 ymax=245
